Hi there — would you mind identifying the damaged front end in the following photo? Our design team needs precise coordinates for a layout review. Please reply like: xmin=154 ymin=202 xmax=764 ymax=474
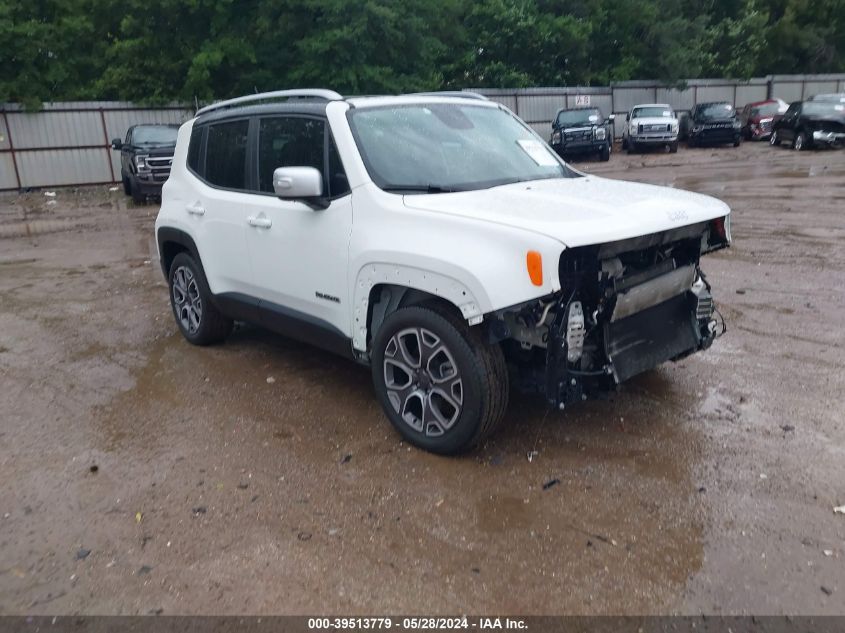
xmin=491 ymin=216 xmax=730 ymax=408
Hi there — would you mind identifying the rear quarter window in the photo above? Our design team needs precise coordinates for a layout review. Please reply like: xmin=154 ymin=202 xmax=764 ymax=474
xmin=187 ymin=125 xmax=204 ymax=176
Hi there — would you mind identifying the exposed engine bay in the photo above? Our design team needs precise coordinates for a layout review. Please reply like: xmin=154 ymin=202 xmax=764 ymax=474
xmin=490 ymin=216 xmax=730 ymax=408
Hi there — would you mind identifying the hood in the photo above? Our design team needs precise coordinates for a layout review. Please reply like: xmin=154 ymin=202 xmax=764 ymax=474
xmin=804 ymin=113 xmax=845 ymax=127
xmin=698 ymin=116 xmax=736 ymax=124
xmin=136 ymin=143 xmax=176 ymax=155
xmin=402 ymin=176 xmax=730 ymax=248
xmin=631 ymin=116 xmax=676 ymax=125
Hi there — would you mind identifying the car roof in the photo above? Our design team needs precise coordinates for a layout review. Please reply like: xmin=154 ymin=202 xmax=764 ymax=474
xmin=195 ymin=101 xmax=333 ymax=125
xmin=194 ymin=93 xmax=499 ymax=125
xmin=696 ymin=101 xmax=733 ymax=107
xmin=132 ymin=123 xmax=180 ymax=128
xmin=556 ymin=106 xmax=600 ymax=112
xmin=345 ymin=95 xmax=498 ymax=109
xmin=632 ymin=103 xmax=672 ymax=108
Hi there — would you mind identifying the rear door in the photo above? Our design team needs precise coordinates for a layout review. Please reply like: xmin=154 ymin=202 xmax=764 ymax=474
xmin=183 ymin=119 xmax=256 ymax=318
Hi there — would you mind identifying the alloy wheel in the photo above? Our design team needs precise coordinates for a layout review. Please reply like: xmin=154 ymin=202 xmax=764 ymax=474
xmin=172 ymin=265 xmax=203 ymax=334
xmin=382 ymin=327 xmax=463 ymax=437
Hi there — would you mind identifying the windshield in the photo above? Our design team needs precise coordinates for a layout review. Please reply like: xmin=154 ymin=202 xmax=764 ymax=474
xmin=698 ymin=103 xmax=735 ymax=120
xmin=750 ymin=102 xmax=780 ymax=117
xmin=347 ymin=104 xmax=576 ymax=193
xmin=133 ymin=126 xmax=178 ymax=145
xmin=812 ymin=94 xmax=845 ymax=103
xmin=803 ymin=102 xmax=845 ymax=117
xmin=632 ymin=106 xmax=673 ymax=119
xmin=556 ymin=109 xmax=602 ymax=127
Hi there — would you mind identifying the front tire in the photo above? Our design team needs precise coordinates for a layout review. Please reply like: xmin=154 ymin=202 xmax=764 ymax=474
xmin=371 ymin=306 xmax=508 ymax=454
xmin=121 ymin=172 xmax=131 ymax=196
xmin=599 ymin=142 xmax=610 ymax=161
xmin=168 ymin=253 xmax=233 ymax=346
xmin=669 ymin=141 xmax=678 ymax=153
xmin=770 ymin=131 xmax=781 ymax=147
xmin=131 ymin=178 xmax=145 ymax=205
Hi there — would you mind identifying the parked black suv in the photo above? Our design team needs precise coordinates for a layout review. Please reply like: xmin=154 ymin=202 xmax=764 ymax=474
xmin=550 ymin=107 xmax=614 ymax=161
xmin=111 ymin=124 xmax=179 ymax=203
xmin=687 ymin=102 xmax=742 ymax=148
xmin=770 ymin=100 xmax=845 ymax=150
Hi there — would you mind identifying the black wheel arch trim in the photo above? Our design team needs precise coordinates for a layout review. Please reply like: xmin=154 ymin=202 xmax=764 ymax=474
xmin=156 ymin=227 xmax=202 ymax=279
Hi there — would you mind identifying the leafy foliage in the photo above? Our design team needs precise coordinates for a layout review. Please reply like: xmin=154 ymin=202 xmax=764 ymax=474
xmin=1 ymin=0 xmax=843 ymax=106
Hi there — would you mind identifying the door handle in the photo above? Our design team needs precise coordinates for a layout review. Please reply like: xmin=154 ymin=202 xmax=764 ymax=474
xmin=185 ymin=202 xmax=206 ymax=216
xmin=247 ymin=216 xmax=272 ymax=228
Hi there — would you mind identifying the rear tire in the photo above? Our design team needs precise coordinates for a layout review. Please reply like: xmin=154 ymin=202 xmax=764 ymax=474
xmin=371 ymin=305 xmax=508 ymax=454
xmin=168 ymin=253 xmax=233 ymax=346
xmin=793 ymin=131 xmax=806 ymax=151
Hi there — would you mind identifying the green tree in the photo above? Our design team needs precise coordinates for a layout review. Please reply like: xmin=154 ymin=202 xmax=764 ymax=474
xmin=0 ymin=0 xmax=105 ymax=107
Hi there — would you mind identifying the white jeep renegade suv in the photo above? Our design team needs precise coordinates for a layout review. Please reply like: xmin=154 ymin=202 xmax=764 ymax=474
xmin=155 ymin=89 xmax=730 ymax=454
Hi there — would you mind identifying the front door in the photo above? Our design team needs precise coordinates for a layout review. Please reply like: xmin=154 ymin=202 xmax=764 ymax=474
xmin=779 ymin=104 xmax=800 ymax=143
xmin=243 ymin=115 xmax=353 ymax=346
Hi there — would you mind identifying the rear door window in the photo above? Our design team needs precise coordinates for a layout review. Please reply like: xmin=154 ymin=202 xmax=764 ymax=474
xmin=205 ymin=120 xmax=249 ymax=189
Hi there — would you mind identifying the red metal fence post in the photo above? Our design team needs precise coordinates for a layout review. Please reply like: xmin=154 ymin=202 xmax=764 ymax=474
xmin=99 ymin=108 xmax=116 ymax=183
xmin=2 ymin=110 xmax=23 ymax=190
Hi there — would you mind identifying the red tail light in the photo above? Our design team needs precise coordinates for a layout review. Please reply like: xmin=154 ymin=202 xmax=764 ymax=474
xmin=711 ymin=217 xmax=726 ymax=240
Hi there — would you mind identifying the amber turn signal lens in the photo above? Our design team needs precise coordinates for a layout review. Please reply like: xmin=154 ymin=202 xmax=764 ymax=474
xmin=526 ymin=251 xmax=543 ymax=286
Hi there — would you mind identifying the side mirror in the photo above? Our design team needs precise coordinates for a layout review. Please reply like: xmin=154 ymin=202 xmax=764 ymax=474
xmin=608 ymin=114 xmax=616 ymax=122
xmin=272 ymin=167 xmax=328 ymax=209
xmin=625 ymin=113 xmax=630 ymax=122
xmin=111 ymin=138 xmax=123 ymax=150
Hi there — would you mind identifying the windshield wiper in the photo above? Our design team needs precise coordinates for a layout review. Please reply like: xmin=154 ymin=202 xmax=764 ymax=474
xmin=381 ymin=184 xmax=461 ymax=194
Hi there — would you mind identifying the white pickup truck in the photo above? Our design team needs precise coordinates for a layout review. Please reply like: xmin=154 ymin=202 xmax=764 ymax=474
xmin=622 ymin=103 xmax=680 ymax=153
xmin=155 ymin=90 xmax=730 ymax=454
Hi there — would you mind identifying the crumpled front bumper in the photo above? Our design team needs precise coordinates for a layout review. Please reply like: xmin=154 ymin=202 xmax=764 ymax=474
xmin=543 ymin=271 xmax=718 ymax=408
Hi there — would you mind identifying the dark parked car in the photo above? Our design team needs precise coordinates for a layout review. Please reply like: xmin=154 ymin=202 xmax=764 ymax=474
xmin=770 ymin=100 xmax=845 ymax=150
xmin=111 ymin=124 xmax=179 ymax=203
xmin=739 ymin=99 xmax=788 ymax=140
xmin=549 ymin=107 xmax=614 ymax=161
xmin=687 ymin=102 xmax=742 ymax=147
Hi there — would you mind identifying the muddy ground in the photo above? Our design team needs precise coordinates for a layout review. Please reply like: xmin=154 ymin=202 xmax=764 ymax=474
xmin=0 ymin=142 xmax=843 ymax=616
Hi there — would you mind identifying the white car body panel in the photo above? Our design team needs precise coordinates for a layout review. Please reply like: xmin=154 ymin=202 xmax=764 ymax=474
xmin=402 ymin=176 xmax=729 ymax=248
xmin=157 ymin=95 xmax=730 ymax=354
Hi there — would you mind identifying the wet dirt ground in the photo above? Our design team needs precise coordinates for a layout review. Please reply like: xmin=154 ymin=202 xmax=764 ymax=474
xmin=0 ymin=142 xmax=843 ymax=616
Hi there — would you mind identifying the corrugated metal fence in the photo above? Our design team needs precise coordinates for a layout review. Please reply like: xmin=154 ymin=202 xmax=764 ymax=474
xmin=0 ymin=102 xmax=192 ymax=191
xmin=2 ymin=73 xmax=844 ymax=191
xmin=474 ymin=74 xmax=845 ymax=139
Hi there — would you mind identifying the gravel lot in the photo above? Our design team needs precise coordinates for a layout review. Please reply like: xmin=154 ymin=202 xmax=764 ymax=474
xmin=0 ymin=142 xmax=843 ymax=615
